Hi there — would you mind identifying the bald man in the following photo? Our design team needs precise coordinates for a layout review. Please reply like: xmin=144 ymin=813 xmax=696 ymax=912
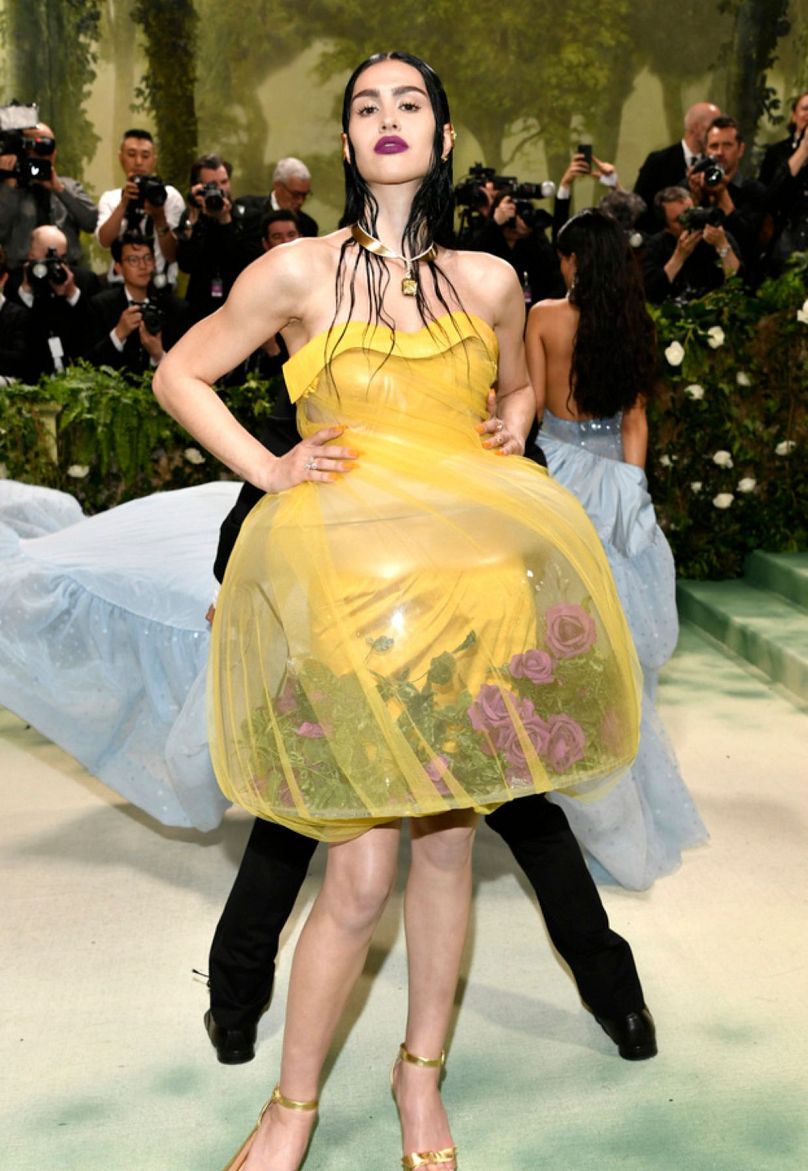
xmin=6 ymin=224 xmax=99 ymax=380
xmin=633 ymin=101 xmax=721 ymax=232
xmin=0 ymin=121 xmax=98 ymax=271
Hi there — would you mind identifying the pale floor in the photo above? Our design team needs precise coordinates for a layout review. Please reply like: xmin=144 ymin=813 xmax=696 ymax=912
xmin=2 ymin=624 xmax=807 ymax=1170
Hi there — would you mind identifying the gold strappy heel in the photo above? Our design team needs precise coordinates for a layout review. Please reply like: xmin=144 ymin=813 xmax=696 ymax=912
xmin=222 ymin=1085 xmax=319 ymax=1171
xmin=390 ymin=1042 xmax=458 ymax=1170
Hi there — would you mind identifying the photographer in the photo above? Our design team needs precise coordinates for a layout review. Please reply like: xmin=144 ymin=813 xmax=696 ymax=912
xmin=554 ymin=149 xmax=623 ymax=238
xmin=0 ymin=118 xmax=98 ymax=271
xmin=0 ymin=244 xmax=28 ymax=382
xmin=6 ymin=224 xmax=98 ymax=380
xmin=760 ymin=93 xmax=808 ymax=271
xmin=642 ymin=187 xmax=740 ymax=304
xmin=96 ymin=129 xmax=183 ymax=284
xmin=687 ymin=117 xmax=766 ymax=278
xmin=267 ymin=157 xmax=317 ymax=237
xmin=469 ymin=188 xmax=563 ymax=307
xmin=85 ymin=233 xmax=191 ymax=373
xmin=176 ymin=154 xmax=262 ymax=323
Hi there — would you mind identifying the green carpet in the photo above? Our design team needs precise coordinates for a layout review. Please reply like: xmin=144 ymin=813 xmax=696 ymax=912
xmin=2 ymin=621 xmax=807 ymax=1169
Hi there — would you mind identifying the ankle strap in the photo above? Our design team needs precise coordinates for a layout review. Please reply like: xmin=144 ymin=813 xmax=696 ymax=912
xmin=270 ymin=1084 xmax=319 ymax=1111
xmin=398 ymin=1042 xmax=446 ymax=1069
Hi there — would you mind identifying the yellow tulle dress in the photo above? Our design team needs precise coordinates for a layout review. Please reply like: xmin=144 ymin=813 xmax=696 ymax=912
xmin=209 ymin=312 xmax=641 ymax=842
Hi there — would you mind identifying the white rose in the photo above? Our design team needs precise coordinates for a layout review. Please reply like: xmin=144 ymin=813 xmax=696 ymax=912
xmin=712 ymin=450 xmax=734 ymax=468
xmin=690 ymin=481 xmax=702 ymax=493
xmin=736 ymin=371 xmax=752 ymax=387
xmin=706 ymin=326 xmax=725 ymax=349
xmin=684 ymin=383 xmax=705 ymax=400
xmin=664 ymin=340 xmax=685 ymax=366
xmin=737 ymin=477 xmax=756 ymax=493
xmin=775 ymin=440 xmax=796 ymax=456
xmin=713 ymin=493 xmax=734 ymax=509
xmin=67 ymin=464 xmax=90 ymax=479
xmin=659 ymin=454 xmax=672 ymax=467
xmin=796 ymin=299 xmax=808 ymax=326
xmin=184 ymin=447 xmax=206 ymax=465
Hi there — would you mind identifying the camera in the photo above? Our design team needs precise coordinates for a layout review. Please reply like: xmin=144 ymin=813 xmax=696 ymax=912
xmin=138 ymin=277 xmax=169 ymax=334
xmin=677 ymin=206 xmax=725 ymax=230
xmin=0 ymin=102 xmax=53 ymax=185
xmin=27 ymin=247 xmax=68 ymax=289
xmin=198 ymin=181 xmax=226 ymax=213
xmin=131 ymin=174 xmax=168 ymax=209
xmin=454 ymin=163 xmax=556 ymax=238
xmin=691 ymin=156 xmax=725 ymax=187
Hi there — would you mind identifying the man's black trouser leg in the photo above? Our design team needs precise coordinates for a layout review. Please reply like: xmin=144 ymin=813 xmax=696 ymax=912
xmin=208 ymin=818 xmax=317 ymax=1030
xmin=485 ymin=795 xmax=645 ymax=1017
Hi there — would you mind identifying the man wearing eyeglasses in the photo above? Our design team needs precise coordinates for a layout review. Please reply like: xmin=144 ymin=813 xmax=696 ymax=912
xmin=267 ymin=157 xmax=318 ymax=238
xmin=85 ymin=232 xmax=191 ymax=373
xmin=0 ymin=121 xmax=98 ymax=271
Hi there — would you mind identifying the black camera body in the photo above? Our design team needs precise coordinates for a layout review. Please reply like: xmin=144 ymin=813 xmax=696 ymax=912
xmin=27 ymin=247 xmax=68 ymax=290
xmin=454 ymin=163 xmax=556 ymax=237
xmin=0 ymin=103 xmax=54 ymax=186
xmin=199 ymin=181 xmax=225 ymax=213
xmin=691 ymin=156 xmax=725 ymax=187
xmin=132 ymin=174 xmax=168 ymax=209
xmin=677 ymin=206 xmax=725 ymax=231
xmin=138 ymin=277 xmax=170 ymax=335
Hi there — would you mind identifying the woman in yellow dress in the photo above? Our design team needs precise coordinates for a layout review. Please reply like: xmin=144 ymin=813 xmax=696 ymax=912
xmin=154 ymin=51 xmax=640 ymax=1171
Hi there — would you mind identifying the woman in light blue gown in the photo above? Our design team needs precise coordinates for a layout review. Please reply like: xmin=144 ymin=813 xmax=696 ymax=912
xmin=525 ymin=209 xmax=707 ymax=889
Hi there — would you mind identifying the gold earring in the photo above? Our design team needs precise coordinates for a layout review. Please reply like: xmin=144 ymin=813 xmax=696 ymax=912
xmin=441 ymin=126 xmax=457 ymax=163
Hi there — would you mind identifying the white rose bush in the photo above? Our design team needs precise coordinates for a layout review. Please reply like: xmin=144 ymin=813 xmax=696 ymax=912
xmin=646 ymin=259 xmax=807 ymax=577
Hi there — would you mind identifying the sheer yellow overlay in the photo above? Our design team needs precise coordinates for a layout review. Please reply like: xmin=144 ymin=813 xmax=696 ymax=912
xmin=209 ymin=313 xmax=641 ymax=841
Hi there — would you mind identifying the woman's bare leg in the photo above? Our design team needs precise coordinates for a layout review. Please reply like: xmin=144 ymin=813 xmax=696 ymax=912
xmin=392 ymin=810 xmax=478 ymax=1171
xmin=242 ymin=821 xmax=401 ymax=1171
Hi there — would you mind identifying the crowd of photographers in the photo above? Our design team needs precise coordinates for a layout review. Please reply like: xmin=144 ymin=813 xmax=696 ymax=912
xmin=0 ymin=109 xmax=314 ymax=384
xmin=1 ymin=91 xmax=807 ymax=384
xmin=458 ymin=95 xmax=808 ymax=309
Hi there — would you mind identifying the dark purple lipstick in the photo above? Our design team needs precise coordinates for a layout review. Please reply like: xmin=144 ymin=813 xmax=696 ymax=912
xmin=375 ymin=136 xmax=408 ymax=155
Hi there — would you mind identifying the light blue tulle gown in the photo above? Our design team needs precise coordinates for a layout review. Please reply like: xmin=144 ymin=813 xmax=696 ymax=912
xmin=0 ymin=478 xmax=234 ymax=830
xmin=538 ymin=408 xmax=708 ymax=889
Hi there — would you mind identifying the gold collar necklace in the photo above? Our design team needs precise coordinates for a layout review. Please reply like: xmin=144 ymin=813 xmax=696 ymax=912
xmin=350 ymin=224 xmax=437 ymax=296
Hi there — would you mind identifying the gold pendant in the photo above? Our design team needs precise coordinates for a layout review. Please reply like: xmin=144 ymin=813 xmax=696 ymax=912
xmin=401 ymin=275 xmax=418 ymax=296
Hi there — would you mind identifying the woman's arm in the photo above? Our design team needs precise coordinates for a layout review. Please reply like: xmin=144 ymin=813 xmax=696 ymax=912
xmin=621 ymin=398 xmax=648 ymax=467
xmin=153 ymin=239 xmax=356 ymax=491
xmin=486 ymin=264 xmax=535 ymax=454
xmin=524 ymin=303 xmax=547 ymax=421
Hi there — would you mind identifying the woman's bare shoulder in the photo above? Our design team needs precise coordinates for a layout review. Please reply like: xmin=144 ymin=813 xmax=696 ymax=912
xmin=527 ymin=297 xmax=574 ymax=331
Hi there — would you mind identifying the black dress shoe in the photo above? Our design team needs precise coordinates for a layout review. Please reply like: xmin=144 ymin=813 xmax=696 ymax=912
xmin=204 ymin=1009 xmax=257 ymax=1065
xmin=594 ymin=1006 xmax=657 ymax=1060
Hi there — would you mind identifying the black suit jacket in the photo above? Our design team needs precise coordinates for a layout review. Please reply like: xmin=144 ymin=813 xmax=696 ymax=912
xmin=758 ymin=137 xmax=797 ymax=187
xmin=85 ymin=286 xmax=192 ymax=373
xmin=0 ymin=297 xmax=30 ymax=379
xmin=6 ymin=266 xmax=99 ymax=381
xmin=633 ymin=143 xmax=690 ymax=231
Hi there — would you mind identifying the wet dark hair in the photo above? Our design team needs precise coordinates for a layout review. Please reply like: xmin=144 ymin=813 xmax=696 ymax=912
xmin=330 ymin=51 xmax=463 ymax=353
xmin=556 ymin=210 xmax=657 ymax=416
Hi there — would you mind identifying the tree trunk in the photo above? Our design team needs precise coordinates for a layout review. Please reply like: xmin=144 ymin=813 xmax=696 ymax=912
xmin=131 ymin=0 xmax=198 ymax=188
xmin=725 ymin=0 xmax=790 ymax=149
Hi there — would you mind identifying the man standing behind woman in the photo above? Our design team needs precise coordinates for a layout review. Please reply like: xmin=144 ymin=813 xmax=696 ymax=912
xmin=526 ymin=210 xmax=707 ymax=891
xmin=155 ymin=54 xmax=641 ymax=1171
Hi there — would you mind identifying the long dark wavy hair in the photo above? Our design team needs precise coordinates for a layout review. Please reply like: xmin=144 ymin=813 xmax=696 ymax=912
xmin=557 ymin=210 xmax=658 ymax=416
xmin=329 ymin=51 xmax=464 ymax=351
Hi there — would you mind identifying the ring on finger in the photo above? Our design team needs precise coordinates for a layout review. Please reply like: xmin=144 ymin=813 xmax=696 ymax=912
xmin=495 ymin=419 xmax=504 ymax=432
xmin=305 ymin=457 xmax=317 ymax=471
